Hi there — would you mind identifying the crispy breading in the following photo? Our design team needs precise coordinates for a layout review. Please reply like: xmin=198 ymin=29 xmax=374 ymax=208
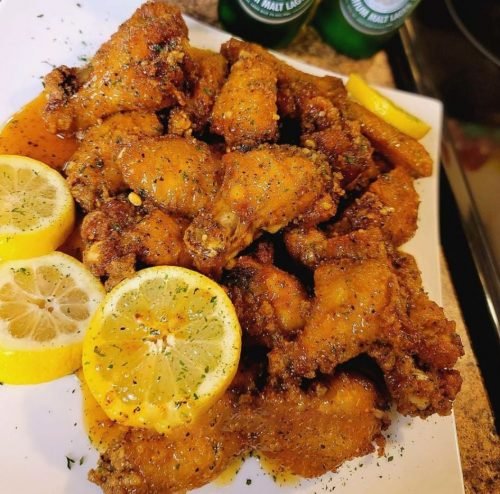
xmin=89 ymin=392 xmax=247 ymax=494
xmin=272 ymin=230 xmax=463 ymax=417
xmin=168 ymin=47 xmax=228 ymax=136
xmin=347 ymin=102 xmax=433 ymax=178
xmin=232 ymin=372 xmax=386 ymax=478
xmin=211 ymin=50 xmax=278 ymax=149
xmin=329 ymin=166 xmax=420 ymax=246
xmin=81 ymin=196 xmax=191 ymax=289
xmin=225 ymin=252 xmax=310 ymax=348
xmin=64 ymin=112 xmax=163 ymax=212
xmin=43 ymin=3 xmax=189 ymax=133
xmin=270 ymin=251 xmax=402 ymax=378
xmin=118 ymin=135 xmax=223 ymax=218
xmin=184 ymin=144 xmax=339 ymax=276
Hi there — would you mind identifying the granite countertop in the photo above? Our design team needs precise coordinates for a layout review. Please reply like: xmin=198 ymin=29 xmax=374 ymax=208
xmin=172 ymin=2 xmax=500 ymax=492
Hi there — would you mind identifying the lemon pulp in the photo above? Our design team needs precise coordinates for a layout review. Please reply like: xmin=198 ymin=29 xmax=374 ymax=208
xmin=0 ymin=154 xmax=75 ymax=260
xmin=83 ymin=266 xmax=241 ymax=433
xmin=0 ymin=252 xmax=105 ymax=384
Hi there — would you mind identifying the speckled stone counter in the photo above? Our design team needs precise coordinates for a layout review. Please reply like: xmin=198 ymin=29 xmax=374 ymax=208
xmin=171 ymin=2 xmax=500 ymax=493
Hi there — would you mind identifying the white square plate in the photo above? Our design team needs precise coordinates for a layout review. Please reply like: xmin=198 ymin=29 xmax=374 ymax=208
xmin=0 ymin=1 xmax=464 ymax=493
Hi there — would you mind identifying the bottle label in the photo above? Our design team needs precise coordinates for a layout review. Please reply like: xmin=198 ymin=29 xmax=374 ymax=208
xmin=340 ymin=0 xmax=420 ymax=35
xmin=238 ymin=0 xmax=313 ymax=25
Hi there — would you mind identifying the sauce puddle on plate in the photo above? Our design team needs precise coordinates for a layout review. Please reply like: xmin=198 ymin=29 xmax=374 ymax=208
xmin=77 ymin=370 xmax=128 ymax=453
xmin=0 ymin=92 xmax=77 ymax=169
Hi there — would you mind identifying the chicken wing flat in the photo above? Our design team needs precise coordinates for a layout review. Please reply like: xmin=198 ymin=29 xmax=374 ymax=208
xmin=43 ymin=2 xmax=189 ymax=133
xmin=329 ymin=166 xmax=419 ymax=246
xmin=211 ymin=50 xmax=278 ymax=149
xmin=90 ymin=391 xmax=247 ymax=494
xmin=225 ymin=249 xmax=310 ymax=348
xmin=168 ymin=47 xmax=228 ymax=136
xmin=270 ymin=249 xmax=402 ymax=378
xmin=284 ymin=226 xmax=387 ymax=270
xmin=184 ymin=145 xmax=339 ymax=276
xmin=64 ymin=112 xmax=163 ymax=212
xmin=118 ymin=135 xmax=223 ymax=218
xmin=81 ymin=196 xmax=191 ymax=289
xmin=228 ymin=372 xmax=386 ymax=478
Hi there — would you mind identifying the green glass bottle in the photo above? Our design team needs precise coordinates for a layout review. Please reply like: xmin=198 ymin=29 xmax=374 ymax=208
xmin=218 ymin=0 xmax=316 ymax=48
xmin=313 ymin=0 xmax=421 ymax=59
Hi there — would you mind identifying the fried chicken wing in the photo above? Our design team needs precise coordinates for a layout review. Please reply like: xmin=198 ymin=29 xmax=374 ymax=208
xmin=271 ymin=251 xmax=401 ymax=378
xmin=222 ymin=38 xmax=432 ymax=181
xmin=220 ymin=39 xmax=380 ymax=190
xmin=284 ymin=226 xmax=387 ymax=270
xmin=271 ymin=230 xmax=463 ymax=417
xmin=347 ymin=102 xmax=433 ymax=178
xmin=184 ymin=145 xmax=339 ymax=275
xmin=329 ymin=166 xmax=419 ymax=246
xmin=64 ymin=112 xmax=163 ymax=212
xmin=168 ymin=47 xmax=228 ymax=136
xmin=43 ymin=2 xmax=189 ymax=133
xmin=89 ymin=392 xmax=247 ymax=494
xmin=378 ymin=251 xmax=463 ymax=415
xmin=82 ymin=196 xmax=191 ymax=289
xmin=225 ymin=249 xmax=310 ymax=348
xmin=211 ymin=50 xmax=278 ymax=149
xmin=118 ymin=135 xmax=223 ymax=218
xmin=230 ymin=372 xmax=386 ymax=478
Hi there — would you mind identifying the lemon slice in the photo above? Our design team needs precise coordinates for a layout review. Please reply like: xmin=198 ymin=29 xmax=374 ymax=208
xmin=346 ymin=73 xmax=431 ymax=140
xmin=0 ymin=252 xmax=105 ymax=384
xmin=0 ymin=154 xmax=75 ymax=260
xmin=82 ymin=266 xmax=242 ymax=433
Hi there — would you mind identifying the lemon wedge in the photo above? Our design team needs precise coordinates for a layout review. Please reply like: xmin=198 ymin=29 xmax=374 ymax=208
xmin=82 ymin=266 xmax=242 ymax=433
xmin=346 ymin=73 xmax=431 ymax=140
xmin=0 ymin=252 xmax=105 ymax=384
xmin=0 ymin=154 xmax=75 ymax=260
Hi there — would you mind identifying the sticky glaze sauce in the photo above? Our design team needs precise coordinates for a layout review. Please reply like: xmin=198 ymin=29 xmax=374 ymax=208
xmin=77 ymin=370 xmax=128 ymax=453
xmin=258 ymin=454 xmax=300 ymax=486
xmin=0 ymin=92 xmax=77 ymax=169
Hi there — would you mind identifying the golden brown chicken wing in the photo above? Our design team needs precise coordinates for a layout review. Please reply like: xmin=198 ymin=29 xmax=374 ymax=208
xmin=64 ymin=112 xmax=163 ymax=212
xmin=221 ymin=38 xmax=432 ymax=180
xmin=81 ymin=196 xmax=191 ymax=289
xmin=328 ymin=166 xmax=419 ymax=246
xmin=184 ymin=145 xmax=339 ymax=276
xmin=229 ymin=372 xmax=386 ymax=478
xmin=346 ymin=102 xmax=433 ymax=178
xmin=211 ymin=50 xmax=278 ymax=149
xmin=168 ymin=47 xmax=228 ymax=136
xmin=89 ymin=391 xmax=247 ymax=494
xmin=225 ymin=247 xmax=310 ymax=348
xmin=378 ymin=251 xmax=463 ymax=416
xmin=272 ymin=250 xmax=402 ymax=378
xmin=43 ymin=2 xmax=189 ymax=133
xmin=271 ymin=231 xmax=463 ymax=417
xmin=118 ymin=135 xmax=223 ymax=218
